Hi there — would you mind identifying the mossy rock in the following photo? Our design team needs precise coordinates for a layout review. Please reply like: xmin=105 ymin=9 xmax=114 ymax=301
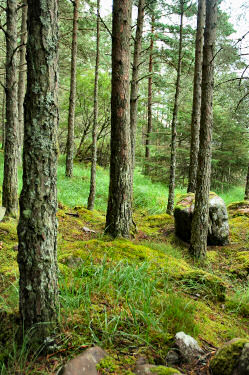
xmin=151 ymin=366 xmax=181 ymax=374
xmin=174 ymin=192 xmax=229 ymax=246
xmin=209 ymin=338 xmax=249 ymax=375
xmin=180 ymin=269 xmax=226 ymax=302
xmin=227 ymin=201 xmax=249 ymax=218
xmin=230 ymin=251 xmax=249 ymax=278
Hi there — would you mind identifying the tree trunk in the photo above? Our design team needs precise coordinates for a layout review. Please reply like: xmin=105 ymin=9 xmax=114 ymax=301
xmin=17 ymin=0 xmax=28 ymax=163
xmin=166 ymin=1 xmax=184 ymax=215
xmin=189 ymin=0 xmax=218 ymax=259
xmin=105 ymin=0 xmax=132 ymax=238
xmin=245 ymin=163 xmax=249 ymax=200
xmin=2 ymin=0 xmax=19 ymax=218
xmin=87 ymin=0 xmax=100 ymax=211
xmin=130 ymin=0 xmax=145 ymax=184
xmin=187 ymin=0 xmax=206 ymax=193
xmin=65 ymin=0 xmax=79 ymax=177
xmin=17 ymin=0 xmax=59 ymax=339
xmin=144 ymin=15 xmax=154 ymax=175
xmin=1 ymin=78 xmax=5 ymax=150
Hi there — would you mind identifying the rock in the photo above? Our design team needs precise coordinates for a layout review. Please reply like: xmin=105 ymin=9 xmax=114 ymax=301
xmin=174 ymin=192 xmax=229 ymax=246
xmin=166 ymin=350 xmax=180 ymax=365
xmin=57 ymin=346 xmax=107 ymax=375
xmin=175 ymin=332 xmax=203 ymax=362
xmin=0 ymin=207 xmax=6 ymax=222
xmin=82 ymin=226 xmax=96 ymax=233
xmin=227 ymin=201 xmax=249 ymax=218
xmin=209 ymin=338 xmax=249 ymax=375
xmin=135 ymin=364 xmax=182 ymax=375
xmin=236 ymin=342 xmax=249 ymax=375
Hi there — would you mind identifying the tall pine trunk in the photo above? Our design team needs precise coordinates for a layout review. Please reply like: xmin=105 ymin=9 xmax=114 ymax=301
xmin=166 ymin=1 xmax=184 ymax=215
xmin=130 ymin=0 xmax=145 ymax=183
xmin=17 ymin=0 xmax=28 ymax=163
xmin=189 ymin=0 xmax=218 ymax=259
xmin=2 ymin=0 xmax=19 ymax=218
xmin=144 ymin=16 xmax=154 ymax=175
xmin=105 ymin=0 xmax=132 ymax=238
xmin=17 ymin=0 xmax=59 ymax=338
xmin=65 ymin=0 xmax=79 ymax=177
xmin=245 ymin=164 xmax=249 ymax=200
xmin=187 ymin=0 xmax=206 ymax=193
xmin=87 ymin=0 xmax=100 ymax=211
xmin=1 ymin=78 xmax=5 ymax=150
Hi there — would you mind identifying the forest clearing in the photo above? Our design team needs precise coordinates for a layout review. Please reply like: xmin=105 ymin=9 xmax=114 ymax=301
xmin=0 ymin=0 xmax=249 ymax=373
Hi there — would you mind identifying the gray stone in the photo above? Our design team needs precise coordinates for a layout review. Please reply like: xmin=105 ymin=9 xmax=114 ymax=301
xmin=236 ymin=343 xmax=249 ymax=375
xmin=57 ymin=346 xmax=107 ymax=375
xmin=175 ymin=331 xmax=204 ymax=363
xmin=0 ymin=207 xmax=6 ymax=222
xmin=166 ymin=350 xmax=180 ymax=365
xmin=174 ymin=193 xmax=229 ymax=245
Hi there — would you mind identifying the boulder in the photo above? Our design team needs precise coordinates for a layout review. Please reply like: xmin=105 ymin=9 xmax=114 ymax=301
xmin=174 ymin=332 xmax=203 ymax=363
xmin=174 ymin=192 xmax=229 ymax=245
xmin=57 ymin=346 xmax=107 ymax=375
xmin=209 ymin=338 xmax=249 ymax=375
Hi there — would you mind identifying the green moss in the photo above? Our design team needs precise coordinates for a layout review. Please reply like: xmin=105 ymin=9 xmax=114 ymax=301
xmin=230 ymin=251 xmax=249 ymax=278
xmin=151 ymin=366 xmax=181 ymax=375
xmin=209 ymin=338 xmax=248 ymax=375
xmin=180 ymin=269 xmax=227 ymax=302
xmin=96 ymin=356 xmax=119 ymax=373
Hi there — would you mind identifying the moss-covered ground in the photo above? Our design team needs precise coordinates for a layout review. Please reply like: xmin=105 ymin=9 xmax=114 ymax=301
xmin=0 ymin=153 xmax=248 ymax=374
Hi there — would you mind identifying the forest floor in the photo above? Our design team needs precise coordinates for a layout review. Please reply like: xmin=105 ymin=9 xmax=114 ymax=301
xmin=0 ymin=156 xmax=249 ymax=374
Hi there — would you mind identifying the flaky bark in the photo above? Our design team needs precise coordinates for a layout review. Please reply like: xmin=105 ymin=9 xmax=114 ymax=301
xmin=17 ymin=0 xmax=28 ymax=162
xmin=144 ymin=16 xmax=154 ymax=175
xmin=187 ymin=0 xmax=206 ymax=193
xmin=189 ymin=0 xmax=218 ymax=259
xmin=17 ymin=0 xmax=59 ymax=338
xmin=245 ymin=164 xmax=249 ymax=200
xmin=105 ymin=0 xmax=132 ymax=238
xmin=166 ymin=1 xmax=184 ymax=215
xmin=130 ymin=0 xmax=145 ymax=183
xmin=87 ymin=0 xmax=100 ymax=211
xmin=65 ymin=0 xmax=79 ymax=177
xmin=1 ymin=79 xmax=5 ymax=149
xmin=2 ymin=0 xmax=19 ymax=217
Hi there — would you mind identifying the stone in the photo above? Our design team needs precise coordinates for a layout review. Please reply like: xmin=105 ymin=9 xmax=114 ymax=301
xmin=57 ymin=346 xmax=107 ymax=375
xmin=82 ymin=226 xmax=96 ymax=233
xmin=166 ymin=350 xmax=180 ymax=365
xmin=0 ymin=207 xmax=6 ymax=222
xmin=174 ymin=332 xmax=204 ymax=363
xmin=236 ymin=343 xmax=249 ymax=375
xmin=174 ymin=192 xmax=229 ymax=246
xmin=209 ymin=338 xmax=249 ymax=375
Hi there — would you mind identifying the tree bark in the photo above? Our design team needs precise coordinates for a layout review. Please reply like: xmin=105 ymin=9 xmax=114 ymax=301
xmin=87 ymin=0 xmax=100 ymax=211
xmin=65 ymin=0 xmax=79 ymax=177
xmin=17 ymin=0 xmax=59 ymax=338
xmin=144 ymin=15 xmax=154 ymax=175
xmin=130 ymin=0 xmax=145 ymax=183
xmin=105 ymin=0 xmax=132 ymax=238
xmin=189 ymin=0 xmax=218 ymax=259
xmin=187 ymin=0 xmax=206 ymax=193
xmin=2 ymin=0 xmax=19 ymax=218
xmin=17 ymin=0 xmax=28 ymax=163
xmin=166 ymin=0 xmax=184 ymax=215
xmin=245 ymin=163 xmax=249 ymax=200
xmin=1 ymin=77 xmax=5 ymax=150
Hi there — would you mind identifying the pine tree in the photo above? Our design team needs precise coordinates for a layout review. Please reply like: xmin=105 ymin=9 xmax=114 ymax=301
xmin=189 ymin=0 xmax=218 ymax=259
xmin=105 ymin=0 xmax=132 ymax=238
xmin=2 ymin=0 xmax=19 ymax=217
xmin=18 ymin=0 xmax=59 ymax=338
xmin=65 ymin=0 xmax=79 ymax=177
